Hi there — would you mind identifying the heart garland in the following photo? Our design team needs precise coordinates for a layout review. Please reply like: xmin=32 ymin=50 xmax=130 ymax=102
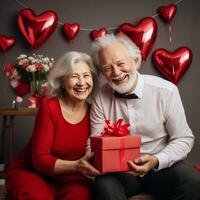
xmin=0 ymin=35 xmax=15 ymax=53
xmin=117 ymin=17 xmax=157 ymax=61
xmin=18 ymin=8 xmax=58 ymax=48
xmin=63 ymin=23 xmax=80 ymax=41
xmin=153 ymin=47 xmax=193 ymax=84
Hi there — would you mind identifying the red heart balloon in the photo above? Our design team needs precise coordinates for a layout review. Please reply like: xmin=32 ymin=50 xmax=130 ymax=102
xmin=63 ymin=23 xmax=80 ymax=41
xmin=18 ymin=8 xmax=58 ymax=48
xmin=159 ymin=4 xmax=177 ymax=23
xmin=153 ymin=47 xmax=193 ymax=84
xmin=91 ymin=28 xmax=108 ymax=40
xmin=117 ymin=17 xmax=157 ymax=61
xmin=0 ymin=35 xmax=15 ymax=53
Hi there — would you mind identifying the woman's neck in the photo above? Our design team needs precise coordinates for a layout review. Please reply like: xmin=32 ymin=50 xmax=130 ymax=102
xmin=60 ymin=96 xmax=87 ymax=112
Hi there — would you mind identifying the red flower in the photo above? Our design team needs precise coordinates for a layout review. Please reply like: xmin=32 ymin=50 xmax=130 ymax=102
xmin=35 ymin=63 xmax=42 ymax=71
xmin=15 ymin=80 xmax=31 ymax=97
xmin=3 ymin=63 xmax=15 ymax=78
xmin=194 ymin=165 xmax=200 ymax=172
xmin=28 ymin=93 xmax=46 ymax=108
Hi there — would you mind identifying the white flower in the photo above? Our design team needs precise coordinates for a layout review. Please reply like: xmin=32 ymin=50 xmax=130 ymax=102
xmin=10 ymin=79 xmax=20 ymax=88
xmin=42 ymin=64 xmax=50 ymax=72
xmin=32 ymin=58 xmax=39 ymax=64
xmin=28 ymin=56 xmax=35 ymax=61
xmin=17 ymin=54 xmax=27 ymax=60
xmin=26 ymin=64 xmax=37 ymax=72
xmin=18 ymin=58 xmax=29 ymax=68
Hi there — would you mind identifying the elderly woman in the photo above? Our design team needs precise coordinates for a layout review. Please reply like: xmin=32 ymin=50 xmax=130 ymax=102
xmin=6 ymin=51 xmax=100 ymax=200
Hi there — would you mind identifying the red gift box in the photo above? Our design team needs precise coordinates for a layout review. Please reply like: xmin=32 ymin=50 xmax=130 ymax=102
xmin=90 ymin=119 xmax=141 ymax=172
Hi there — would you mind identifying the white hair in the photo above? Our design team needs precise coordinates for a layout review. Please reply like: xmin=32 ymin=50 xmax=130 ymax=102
xmin=48 ymin=51 xmax=97 ymax=97
xmin=91 ymin=33 xmax=142 ymax=71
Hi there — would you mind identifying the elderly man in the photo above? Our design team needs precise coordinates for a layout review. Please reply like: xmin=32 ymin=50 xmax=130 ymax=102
xmin=90 ymin=34 xmax=200 ymax=200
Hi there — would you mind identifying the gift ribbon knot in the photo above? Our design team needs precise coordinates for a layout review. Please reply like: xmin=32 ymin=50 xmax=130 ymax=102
xmin=102 ymin=119 xmax=130 ymax=137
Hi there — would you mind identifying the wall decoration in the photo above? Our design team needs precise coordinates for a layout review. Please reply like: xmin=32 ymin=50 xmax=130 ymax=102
xmin=152 ymin=47 xmax=193 ymax=84
xmin=0 ymin=0 xmax=182 ymax=62
xmin=91 ymin=28 xmax=108 ymax=40
xmin=18 ymin=8 xmax=58 ymax=48
xmin=0 ymin=35 xmax=15 ymax=53
xmin=11 ymin=0 xmax=191 ymax=85
xmin=63 ymin=23 xmax=80 ymax=41
xmin=14 ymin=0 xmax=182 ymax=33
xmin=117 ymin=17 xmax=157 ymax=61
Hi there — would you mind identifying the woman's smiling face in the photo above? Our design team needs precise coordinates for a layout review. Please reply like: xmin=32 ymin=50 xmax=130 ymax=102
xmin=62 ymin=60 xmax=93 ymax=102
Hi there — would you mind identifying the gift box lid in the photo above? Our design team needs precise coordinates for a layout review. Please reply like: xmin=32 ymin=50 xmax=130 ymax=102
xmin=90 ymin=135 xmax=141 ymax=150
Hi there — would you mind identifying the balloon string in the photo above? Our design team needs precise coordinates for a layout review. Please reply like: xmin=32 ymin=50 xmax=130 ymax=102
xmin=169 ymin=23 xmax=172 ymax=43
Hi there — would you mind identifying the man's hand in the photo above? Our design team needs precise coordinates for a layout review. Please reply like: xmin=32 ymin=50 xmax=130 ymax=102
xmin=127 ymin=155 xmax=159 ymax=176
xmin=76 ymin=153 xmax=101 ymax=177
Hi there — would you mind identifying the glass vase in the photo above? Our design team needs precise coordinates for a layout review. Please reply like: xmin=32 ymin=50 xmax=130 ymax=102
xmin=31 ymin=80 xmax=41 ymax=95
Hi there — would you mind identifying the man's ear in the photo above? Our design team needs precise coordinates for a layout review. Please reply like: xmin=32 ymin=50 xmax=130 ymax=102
xmin=131 ymin=57 xmax=138 ymax=67
xmin=134 ymin=58 xmax=139 ymax=64
xmin=131 ymin=57 xmax=141 ymax=71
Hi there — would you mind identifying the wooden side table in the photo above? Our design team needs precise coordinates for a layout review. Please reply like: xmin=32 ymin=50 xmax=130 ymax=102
xmin=0 ymin=108 xmax=37 ymax=165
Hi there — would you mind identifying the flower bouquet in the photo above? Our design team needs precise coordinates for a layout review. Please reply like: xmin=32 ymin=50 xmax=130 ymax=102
xmin=4 ymin=53 xmax=54 ymax=107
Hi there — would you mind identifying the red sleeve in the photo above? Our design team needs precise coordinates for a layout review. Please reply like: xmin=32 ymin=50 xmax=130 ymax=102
xmin=31 ymin=100 xmax=57 ymax=175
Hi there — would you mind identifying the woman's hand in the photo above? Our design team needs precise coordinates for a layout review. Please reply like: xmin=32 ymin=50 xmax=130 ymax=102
xmin=76 ymin=153 xmax=101 ymax=177
xmin=127 ymin=155 xmax=159 ymax=176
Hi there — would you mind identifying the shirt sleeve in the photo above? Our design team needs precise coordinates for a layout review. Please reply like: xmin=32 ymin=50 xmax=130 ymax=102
xmin=90 ymin=93 xmax=106 ymax=136
xmin=31 ymin=101 xmax=58 ymax=175
xmin=154 ymin=85 xmax=194 ymax=170
xmin=86 ymin=93 xmax=106 ymax=154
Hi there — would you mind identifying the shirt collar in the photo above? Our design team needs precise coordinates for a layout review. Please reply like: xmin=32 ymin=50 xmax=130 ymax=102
xmin=131 ymin=72 xmax=144 ymax=99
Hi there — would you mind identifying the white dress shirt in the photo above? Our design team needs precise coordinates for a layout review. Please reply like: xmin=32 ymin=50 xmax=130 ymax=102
xmin=90 ymin=73 xmax=194 ymax=170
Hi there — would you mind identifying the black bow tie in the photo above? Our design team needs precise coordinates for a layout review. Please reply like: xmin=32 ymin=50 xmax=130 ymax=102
xmin=114 ymin=91 xmax=139 ymax=99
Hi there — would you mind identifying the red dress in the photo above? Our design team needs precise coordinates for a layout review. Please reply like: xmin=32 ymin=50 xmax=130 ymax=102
xmin=6 ymin=98 xmax=92 ymax=200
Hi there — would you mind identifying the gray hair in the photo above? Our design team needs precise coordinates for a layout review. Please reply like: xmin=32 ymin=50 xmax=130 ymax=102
xmin=48 ymin=51 xmax=97 ymax=98
xmin=91 ymin=33 xmax=142 ymax=71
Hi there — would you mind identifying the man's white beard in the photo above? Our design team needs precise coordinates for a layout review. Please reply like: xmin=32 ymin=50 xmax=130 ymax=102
xmin=108 ymin=72 xmax=137 ymax=94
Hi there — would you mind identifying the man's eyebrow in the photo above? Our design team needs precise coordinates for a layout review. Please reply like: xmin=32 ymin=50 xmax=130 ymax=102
xmin=102 ymin=59 xmax=125 ymax=68
xmin=102 ymin=64 xmax=110 ymax=68
xmin=116 ymin=59 xmax=125 ymax=63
